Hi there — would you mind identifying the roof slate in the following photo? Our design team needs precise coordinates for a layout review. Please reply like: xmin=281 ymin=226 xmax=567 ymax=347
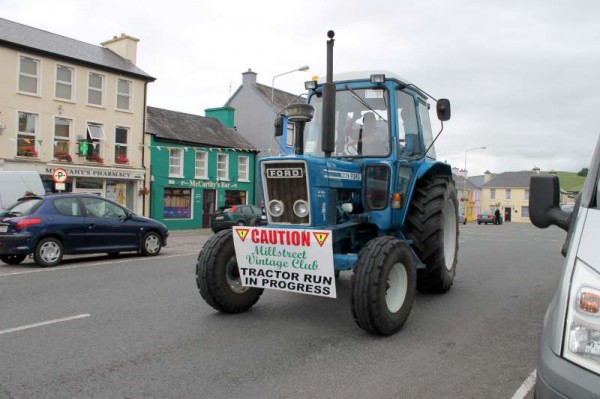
xmin=0 ymin=17 xmax=154 ymax=81
xmin=146 ymin=106 xmax=256 ymax=150
xmin=253 ymin=83 xmax=305 ymax=111
xmin=482 ymin=171 xmax=539 ymax=188
xmin=453 ymin=174 xmax=480 ymax=190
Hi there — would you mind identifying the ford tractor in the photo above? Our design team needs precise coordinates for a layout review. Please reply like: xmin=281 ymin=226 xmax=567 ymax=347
xmin=196 ymin=31 xmax=458 ymax=336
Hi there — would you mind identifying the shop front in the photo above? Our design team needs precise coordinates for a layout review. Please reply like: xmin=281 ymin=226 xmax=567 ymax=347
xmin=150 ymin=177 xmax=254 ymax=230
xmin=0 ymin=161 xmax=146 ymax=214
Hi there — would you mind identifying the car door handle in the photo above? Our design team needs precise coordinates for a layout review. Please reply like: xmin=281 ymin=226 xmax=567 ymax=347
xmin=88 ymin=223 xmax=95 ymax=229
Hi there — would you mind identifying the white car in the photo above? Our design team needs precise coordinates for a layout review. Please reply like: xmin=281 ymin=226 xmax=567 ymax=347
xmin=529 ymin=137 xmax=600 ymax=398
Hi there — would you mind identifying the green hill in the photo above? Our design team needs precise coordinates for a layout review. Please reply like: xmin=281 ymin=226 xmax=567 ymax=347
xmin=551 ymin=171 xmax=586 ymax=193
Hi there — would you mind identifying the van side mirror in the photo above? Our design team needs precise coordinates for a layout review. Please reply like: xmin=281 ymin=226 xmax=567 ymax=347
xmin=274 ymin=115 xmax=285 ymax=137
xmin=436 ymin=99 xmax=451 ymax=121
xmin=529 ymin=175 xmax=570 ymax=231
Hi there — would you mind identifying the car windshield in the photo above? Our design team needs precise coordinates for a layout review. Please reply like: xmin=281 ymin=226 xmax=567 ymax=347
xmin=303 ymin=88 xmax=390 ymax=158
xmin=0 ymin=198 xmax=43 ymax=217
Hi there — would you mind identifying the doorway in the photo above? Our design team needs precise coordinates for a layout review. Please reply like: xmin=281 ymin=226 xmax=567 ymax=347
xmin=202 ymin=189 xmax=216 ymax=228
xmin=504 ymin=207 xmax=512 ymax=222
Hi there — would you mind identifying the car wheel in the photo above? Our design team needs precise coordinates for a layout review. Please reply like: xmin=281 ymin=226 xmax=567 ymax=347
xmin=249 ymin=217 xmax=259 ymax=226
xmin=0 ymin=254 xmax=27 ymax=265
xmin=236 ymin=221 xmax=245 ymax=226
xmin=141 ymin=231 xmax=162 ymax=256
xmin=33 ymin=237 xmax=64 ymax=267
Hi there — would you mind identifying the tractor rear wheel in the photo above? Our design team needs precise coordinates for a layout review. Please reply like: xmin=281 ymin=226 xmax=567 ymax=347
xmin=196 ymin=229 xmax=263 ymax=313
xmin=351 ymin=237 xmax=416 ymax=336
xmin=403 ymin=175 xmax=458 ymax=293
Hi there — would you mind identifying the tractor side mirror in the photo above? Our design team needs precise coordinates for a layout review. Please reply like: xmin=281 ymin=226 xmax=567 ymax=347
xmin=274 ymin=115 xmax=285 ymax=137
xmin=436 ymin=99 xmax=451 ymax=121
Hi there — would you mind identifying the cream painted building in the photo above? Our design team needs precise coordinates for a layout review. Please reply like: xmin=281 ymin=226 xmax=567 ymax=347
xmin=0 ymin=18 xmax=154 ymax=214
xmin=480 ymin=170 xmax=536 ymax=223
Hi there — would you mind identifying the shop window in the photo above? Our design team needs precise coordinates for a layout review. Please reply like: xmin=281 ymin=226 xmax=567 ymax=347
xmin=54 ymin=117 xmax=72 ymax=161
xmin=163 ymin=188 xmax=192 ymax=219
xmin=17 ymin=111 xmax=38 ymax=157
xmin=18 ymin=56 xmax=40 ymax=95
xmin=224 ymin=190 xmax=246 ymax=206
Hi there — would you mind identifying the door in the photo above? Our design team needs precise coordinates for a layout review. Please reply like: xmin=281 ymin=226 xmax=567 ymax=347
xmin=50 ymin=196 xmax=87 ymax=251
xmin=202 ymin=190 xmax=216 ymax=228
xmin=80 ymin=196 xmax=139 ymax=250
xmin=504 ymin=207 xmax=512 ymax=222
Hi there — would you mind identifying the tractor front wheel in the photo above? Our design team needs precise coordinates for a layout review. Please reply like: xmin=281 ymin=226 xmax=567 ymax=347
xmin=351 ymin=237 xmax=416 ymax=336
xmin=196 ymin=229 xmax=263 ymax=313
xmin=403 ymin=175 xmax=458 ymax=293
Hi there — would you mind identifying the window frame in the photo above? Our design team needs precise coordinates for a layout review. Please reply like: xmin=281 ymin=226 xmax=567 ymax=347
xmin=87 ymin=71 xmax=105 ymax=107
xmin=506 ymin=188 xmax=512 ymax=200
xmin=490 ymin=188 xmax=496 ymax=200
xmin=114 ymin=126 xmax=130 ymax=164
xmin=238 ymin=155 xmax=249 ymax=181
xmin=116 ymin=78 xmax=133 ymax=112
xmin=195 ymin=151 xmax=208 ymax=179
xmin=54 ymin=64 xmax=75 ymax=102
xmin=16 ymin=111 xmax=39 ymax=157
xmin=17 ymin=55 xmax=41 ymax=96
xmin=169 ymin=148 xmax=184 ymax=177
xmin=53 ymin=116 xmax=73 ymax=160
xmin=217 ymin=153 xmax=229 ymax=181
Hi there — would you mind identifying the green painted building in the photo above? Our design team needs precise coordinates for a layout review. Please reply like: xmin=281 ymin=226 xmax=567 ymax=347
xmin=146 ymin=106 xmax=257 ymax=230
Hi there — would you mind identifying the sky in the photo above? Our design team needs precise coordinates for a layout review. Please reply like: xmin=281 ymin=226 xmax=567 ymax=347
xmin=2 ymin=0 xmax=599 ymax=177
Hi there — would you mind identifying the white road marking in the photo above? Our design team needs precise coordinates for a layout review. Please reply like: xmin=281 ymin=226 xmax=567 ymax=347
xmin=0 ymin=313 xmax=90 ymax=335
xmin=0 ymin=252 xmax=196 ymax=277
xmin=511 ymin=369 xmax=537 ymax=399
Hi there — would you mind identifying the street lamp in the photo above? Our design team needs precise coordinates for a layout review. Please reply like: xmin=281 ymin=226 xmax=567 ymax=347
xmin=463 ymin=146 xmax=486 ymax=219
xmin=271 ymin=65 xmax=310 ymax=102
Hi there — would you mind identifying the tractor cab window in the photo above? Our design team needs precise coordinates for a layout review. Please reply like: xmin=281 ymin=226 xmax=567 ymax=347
xmin=365 ymin=165 xmax=390 ymax=210
xmin=304 ymin=88 xmax=390 ymax=158
xmin=397 ymin=91 xmax=422 ymax=159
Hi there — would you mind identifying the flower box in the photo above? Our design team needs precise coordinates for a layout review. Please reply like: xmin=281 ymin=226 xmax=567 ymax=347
xmin=17 ymin=147 xmax=38 ymax=157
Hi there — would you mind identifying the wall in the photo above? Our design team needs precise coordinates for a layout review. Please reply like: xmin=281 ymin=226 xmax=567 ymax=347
xmin=481 ymin=187 xmax=530 ymax=223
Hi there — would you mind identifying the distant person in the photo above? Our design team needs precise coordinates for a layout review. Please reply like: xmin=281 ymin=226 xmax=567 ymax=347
xmin=494 ymin=208 xmax=501 ymax=225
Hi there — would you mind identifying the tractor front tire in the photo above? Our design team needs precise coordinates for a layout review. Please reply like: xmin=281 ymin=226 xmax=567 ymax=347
xmin=404 ymin=175 xmax=458 ymax=293
xmin=196 ymin=229 xmax=263 ymax=313
xmin=351 ymin=237 xmax=417 ymax=336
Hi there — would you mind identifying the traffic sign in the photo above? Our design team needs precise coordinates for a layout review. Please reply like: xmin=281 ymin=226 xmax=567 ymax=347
xmin=52 ymin=168 xmax=68 ymax=183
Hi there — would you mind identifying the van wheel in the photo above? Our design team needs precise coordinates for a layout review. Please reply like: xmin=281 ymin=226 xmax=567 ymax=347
xmin=34 ymin=237 xmax=63 ymax=267
xmin=0 ymin=254 xmax=27 ymax=265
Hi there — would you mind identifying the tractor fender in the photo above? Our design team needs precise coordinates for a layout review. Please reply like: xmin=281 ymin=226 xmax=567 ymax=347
xmin=414 ymin=159 xmax=452 ymax=180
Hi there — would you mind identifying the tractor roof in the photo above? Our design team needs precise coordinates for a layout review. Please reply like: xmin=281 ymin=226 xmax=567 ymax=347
xmin=316 ymin=70 xmax=412 ymax=86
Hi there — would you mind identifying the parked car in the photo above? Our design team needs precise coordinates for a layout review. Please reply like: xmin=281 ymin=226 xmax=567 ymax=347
xmin=477 ymin=209 xmax=503 ymax=225
xmin=529 ymin=137 xmax=600 ymax=399
xmin=0 ymin=193 xmax=169 ymax=267
xmin=210 ymin=204 xmax=266 ymax=233
xmin=458 ymin=212 xmax=466 ymax=225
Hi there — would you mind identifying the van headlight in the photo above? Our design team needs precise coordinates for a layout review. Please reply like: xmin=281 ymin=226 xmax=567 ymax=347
xmin=564 ymin=260 xmax=600 ymax=374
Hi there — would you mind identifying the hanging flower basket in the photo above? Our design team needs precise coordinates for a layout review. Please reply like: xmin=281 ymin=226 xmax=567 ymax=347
xmin=138 ymin=186 xmax=150 ymax=196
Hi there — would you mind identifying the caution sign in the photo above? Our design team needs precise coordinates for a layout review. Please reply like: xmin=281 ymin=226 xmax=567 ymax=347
xmin=233 ymin=226 xmax=336 ymax=298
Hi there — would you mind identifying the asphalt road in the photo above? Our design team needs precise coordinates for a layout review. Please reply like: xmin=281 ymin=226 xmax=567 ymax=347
xmin=0 ymin=223 xmax=566 ymax=399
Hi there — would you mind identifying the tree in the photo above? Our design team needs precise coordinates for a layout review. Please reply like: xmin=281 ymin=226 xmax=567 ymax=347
xmin=577 ymin=168 xmax=588 ymax=177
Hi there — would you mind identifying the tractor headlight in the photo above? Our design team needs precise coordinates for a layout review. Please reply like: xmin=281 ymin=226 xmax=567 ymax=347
xmin=293 ymin=200 xmax=309 ymax=218
xmin=564 ymin=260 xmax=600 ymax=374
xmin=268 ymin=200 xmax=285 ymax=217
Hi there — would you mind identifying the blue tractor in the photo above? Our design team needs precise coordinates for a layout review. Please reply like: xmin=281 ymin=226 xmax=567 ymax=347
xmin=196 ymin=31 xmax=458 ymax=336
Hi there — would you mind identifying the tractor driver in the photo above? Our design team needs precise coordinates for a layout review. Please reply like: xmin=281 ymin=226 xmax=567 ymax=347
xmin=400 ymin=107 xmax=420 ymax=158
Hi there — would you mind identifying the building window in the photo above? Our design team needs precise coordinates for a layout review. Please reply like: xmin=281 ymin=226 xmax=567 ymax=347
xmin=116 ymin=78 xmax=132 ymax=111
xmin=195 ymin=151 xmax=208 ymax=179
xmin=225 ymin=190 xmax=247 ymax=205
xmin=55 ymin=65 xmax=74 ymax=101
xmin=524 ymin=189 xmax=529 ymax=200
xmin=17 ymin=112 xmax=39 ymax=157
xmin=217 ymin=153 xmax=229 ymax=180
xmin=506 ymin=188 xmax=511 ymax=200
xmin=54 ymin=117 xmax=72 ymax=161
xmin=18 ymin=56 xmax=40 ymax=95
xmin=87 ymin=72 xmax=104 ymax=106
xmin=490 ymin=188 xmax=496 ymax=199
xmin=163 ymin=188 xmax=192 ymax=219
xmin=84 ymin=122 xmax=105 ymax=163
xmin=169 ymin=148 xmax=183 ymax=177
xmin=521 ymin=206 xmax=529 ymax=218
xmin=238 ymin=156 xmax=249 ymax=181
xmin=115 ymin=127 xmax=129 ymax=164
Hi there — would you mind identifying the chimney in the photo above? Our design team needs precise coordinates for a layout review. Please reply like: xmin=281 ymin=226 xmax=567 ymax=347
xmin=205 ymin=106 xmax=235 ymax=129
xmin=484 ymin=170 xmax=493 ymax=183
xmin=101 ymin=33 xmax=140 ymax=64
xmin=242 ymin=69 xmax=257 ymax=86
xmin=451 ymin=167 xmax=459 ymax=176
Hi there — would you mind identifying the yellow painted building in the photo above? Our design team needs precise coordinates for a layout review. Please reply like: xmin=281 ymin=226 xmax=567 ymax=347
xmin=480 ymin=170 xmax=535 ymax=223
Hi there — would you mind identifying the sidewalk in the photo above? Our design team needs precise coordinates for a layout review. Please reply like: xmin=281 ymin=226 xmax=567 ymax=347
xmin=168 ymin=228 xmax=213 ymax=237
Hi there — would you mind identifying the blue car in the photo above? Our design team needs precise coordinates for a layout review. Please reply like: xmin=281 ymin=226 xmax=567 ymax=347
xmin=0 ymin=193 xmax=169 ymax=267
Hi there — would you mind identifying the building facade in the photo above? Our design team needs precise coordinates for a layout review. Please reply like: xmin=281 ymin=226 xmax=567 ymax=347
xmin=480 ymin=171 xmax=535 ymax=223
xmin=0 ymin=18 xmax=154 ymax=214
xmin=146 ymin=106 xmax=257 ymax=230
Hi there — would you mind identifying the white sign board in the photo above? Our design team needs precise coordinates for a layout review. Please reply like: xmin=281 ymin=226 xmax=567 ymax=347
xmin=54 ymin=182 xmax=66 ymax=191
xmin=233 ymin=226 xmax=336 ymax=298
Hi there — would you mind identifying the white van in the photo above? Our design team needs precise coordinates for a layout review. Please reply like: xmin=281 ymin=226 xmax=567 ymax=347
xmin=0 ymin=171 xmax=45 ymax=209
xmin=529 ymin=137 xmax=600 ymax=398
